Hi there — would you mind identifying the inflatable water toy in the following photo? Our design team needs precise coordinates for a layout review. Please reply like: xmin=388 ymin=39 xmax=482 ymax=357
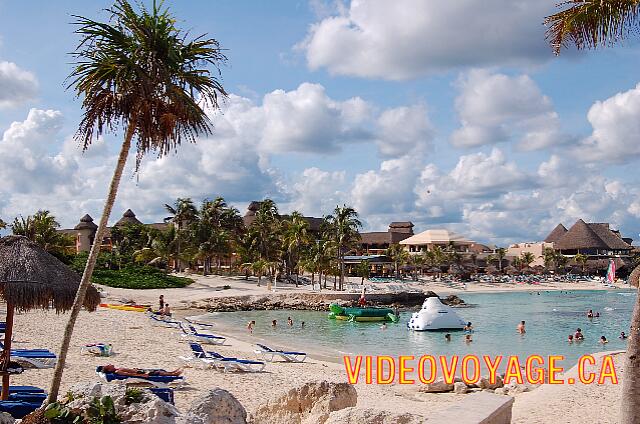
xmin=100 ymin=303 xmax=147 ymax=312
xmin=407 ymin=297 xmax=466 ymax=331
xmin=328 ymin=304 xmax=399 ymax=323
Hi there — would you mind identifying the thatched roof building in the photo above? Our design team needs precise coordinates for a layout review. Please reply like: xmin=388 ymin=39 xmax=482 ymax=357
xmin=115 ymin=209 xmax=143 ymax=227
xmin=544 ymin=224 xmax=567 ymax=243
xmin=552 ymin=219 xmax=633 ymax=255
xmin=242 ymin=201 xmax=323 ymax=231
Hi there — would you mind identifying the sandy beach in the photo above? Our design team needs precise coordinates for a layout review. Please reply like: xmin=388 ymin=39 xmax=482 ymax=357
xmin=3 ymin=274 xmax=629 ymax=421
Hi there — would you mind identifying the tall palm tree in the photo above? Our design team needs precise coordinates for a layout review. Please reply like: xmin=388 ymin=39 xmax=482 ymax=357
xmin=520 ymin=252 xmax=536 ymax=269
xmin=324 ymin=205 xmax=362 ymax=291
xmin=11 ymin=210 xmax=71 ymax=255
xmin=545 ymin=0 xmax=640 ymax=54
xmin=386 ymin=243 xmax=409 ymax=280
xmin=164 ymin=198 xmax=198 ymax=272
xmin=282 ymin=211 xmax=310 ymax=287
xmin=48 ymin=0 xmax=228 ymax=403
xmin=543 ymin=247 xmax=557 ymax=271
xmin=574 ymin=253 xmax=589 ymax=274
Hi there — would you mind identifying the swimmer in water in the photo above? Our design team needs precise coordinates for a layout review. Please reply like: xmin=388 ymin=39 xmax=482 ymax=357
xmin=587 ymin=309 xmax=594 ymax=318
xmin=517 ymin=320 xmax=526 ymax=334
xmin=463 ymin=322 xmax=474 ymax=332
xmin=380 ymin=323 xmax=387 ymax=330
xmin=568 ymin=334 xmax=574 ymax=344
xmin=271 ymin=319 xmax=277 ymax=328
xmin=465 ymin=334 xmax=473 ymax=343
xmin=620 ymin=331 xmax=628 ymax=340
xmin=445 ymin=333 xmax=451 ymax=342
xmin=247 ymin=320 xmax=255 ymax=333
xmin=595 ymin=312 xmax=600 ymax=318
xmin=287 ymin=316 xmax=293 ymax=326
xmin=301 ymin=321 xmax=305 ymax=329
xmin=600 ymin=335 xmax=608 ymax=344
xmin=574 ymin=328 xmax=584 ymax=341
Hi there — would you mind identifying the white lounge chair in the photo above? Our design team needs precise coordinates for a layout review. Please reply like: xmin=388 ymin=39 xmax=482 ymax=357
xmin=180 ymin=324 xmax=226 ymax=345
xmin=183 ymin=343 xmax=265 ymax=373
xmin=96 ymin=366 xmax=185 ymax=389
xmin=254 ymin=344 xmax=307 ymax=363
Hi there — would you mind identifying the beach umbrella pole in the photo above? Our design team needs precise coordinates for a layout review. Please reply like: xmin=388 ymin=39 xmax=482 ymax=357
xmin=1 ymin=303 xmax=14 ymax=400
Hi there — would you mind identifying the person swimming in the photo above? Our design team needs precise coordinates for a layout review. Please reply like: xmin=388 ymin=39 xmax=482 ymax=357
xmin=271 ymin=319 xmax=277 ymax=328
xmin=600 ymin=335 xmax=608 ymax=344
xmin=587 ymin=309 xmax=594 ymax=318
xmin=517 ymin=320 xmax=526 ymax=334
xmin=247 ymin=320 xmax=255 ymax=333
xmin=445 ymin=333 xmax=451 ymax=342
xmin=620 ymin=331 xmax=628 ymax=339
xmin=463 ymin=322 xmax=474 ymax=332
xmin=301 ymin=321 xmax=305 ymax=329
xmin=595 ymin=312 xmax=600 ymax=318
xmin=568 ymin=334 xmax=574 ymax=343
xmin=287 ymin=317 xmax=293 ymax=326
xmin=464 ymin=334 xmax=473 ymax=343
xmin=380 ymin=323 xmax=387 ymax=330
xmin=574 ymin=328 xmax=584 ymax=340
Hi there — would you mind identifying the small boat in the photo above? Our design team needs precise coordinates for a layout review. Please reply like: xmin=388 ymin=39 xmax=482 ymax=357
xmin=328 ymin=304 xmax=399 ymax=323
xmin=407 ymin=297 xmax=466 ymax=331
xmin=100 ymin=303 xmax=148 ymax=312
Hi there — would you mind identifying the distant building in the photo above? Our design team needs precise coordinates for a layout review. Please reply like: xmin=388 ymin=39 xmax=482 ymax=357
xmin=242 ymin=201 xmax=324 ymax=232
xmin=548 ymin=219 xmax=633 ymax=257
xmin=399 ymin=229 xmax=474 ymax=254
xmin=357 ymin=222 xmax=414 ymax=255
xmin=506 ymin=242 xmax=553 ymax=267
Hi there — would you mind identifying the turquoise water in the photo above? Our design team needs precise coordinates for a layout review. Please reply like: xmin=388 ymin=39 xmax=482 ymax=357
xmin=204 ymin=290 xmax=636 ymax=370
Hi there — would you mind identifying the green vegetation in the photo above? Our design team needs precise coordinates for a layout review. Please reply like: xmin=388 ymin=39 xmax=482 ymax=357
xmin=71 ymin=253 xmax=193 ymax=289
xmin=44 ymin=395 xmax=121 ymax=423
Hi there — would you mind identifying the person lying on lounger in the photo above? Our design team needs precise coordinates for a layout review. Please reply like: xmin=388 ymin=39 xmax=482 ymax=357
xmin=100 ymin=364 xmax=182 ymax=377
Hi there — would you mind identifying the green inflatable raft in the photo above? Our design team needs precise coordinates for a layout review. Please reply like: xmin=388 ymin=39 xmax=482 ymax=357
xmin=328 ymin=303 xmax=399 ymax=323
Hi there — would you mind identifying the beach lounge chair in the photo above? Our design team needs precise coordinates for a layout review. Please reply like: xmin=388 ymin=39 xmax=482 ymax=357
xmin=181 ymin=324 xmax=226 ymax=345
xmin=184 ymin=343 xmax=265 ymax=373
xmin=96 ymin=366 xmax=185 ymax=389
xmin=0 ymin=400 xmax=43 ymax=419
xmin=149 ymin=388 xmax=174 ymax=405
xmin=254 ymin=344 xmax=307 ymax=363
xmin=148 ymin=314 xmax=183 ymax=329
xmin=0 ymin=386 xmax=45 ymax=394
xmin=10 ymin=350 xmax=57 ymax=369
xmin=180 ymin=342 xmax=237 ymax=372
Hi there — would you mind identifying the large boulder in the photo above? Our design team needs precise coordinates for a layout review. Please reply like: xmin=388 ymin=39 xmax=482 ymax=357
xmin=0 ymin=412 xmax=14 ymax=424
xmin=186 ymin=388 xmax=247 ymax=424
xmin=325 ymin=407 xmax=424 ymax=424
xmin=251 ymin=381 xmax=357 ymax=424
xmin=418 ymin=379 xmax=454 ymax=393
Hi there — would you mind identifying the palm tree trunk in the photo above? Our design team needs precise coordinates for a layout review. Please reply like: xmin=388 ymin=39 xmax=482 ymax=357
xmin=340 ymin=253 xmax=345 ymax=291
xmin=621 ymin=265 xmax=640 ymax=423
xmin=47 ymin=123 xmax=135 ymax=403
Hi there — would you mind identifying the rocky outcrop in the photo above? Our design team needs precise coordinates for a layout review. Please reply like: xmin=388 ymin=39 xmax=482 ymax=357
xmin=418 ymin=379 xmax=455 ymax=393
xmin=186 ymin=388 xmax=247 ymax=424
xmin=191 ymin=292 xmax=464 ymax=312
xmin=325 ymin=407 xmax=424 ymax=424
xmin=251 ymin=381 xmax=357 ymax=424
xmin=0 ymin=412 xmax=14 ymax=424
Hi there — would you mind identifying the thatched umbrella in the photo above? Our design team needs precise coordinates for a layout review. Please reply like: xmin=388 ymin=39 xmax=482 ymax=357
xmin=0 ymin=236 xmax=100 ymax=399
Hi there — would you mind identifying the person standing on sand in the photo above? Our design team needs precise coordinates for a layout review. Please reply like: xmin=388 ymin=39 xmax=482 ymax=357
xmin=517 ymin=320 xmax=526 ymax=334
xmin=159 ymin=295 xmax=165 ymax=311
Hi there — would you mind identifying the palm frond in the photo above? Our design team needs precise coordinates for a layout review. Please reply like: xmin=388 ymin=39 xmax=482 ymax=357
xmin=545 ymin=0 xmax=640 ymax=54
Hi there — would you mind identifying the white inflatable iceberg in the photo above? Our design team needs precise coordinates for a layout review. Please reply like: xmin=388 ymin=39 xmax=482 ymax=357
xmin=407 ymin=297 xmax=466 ymax=331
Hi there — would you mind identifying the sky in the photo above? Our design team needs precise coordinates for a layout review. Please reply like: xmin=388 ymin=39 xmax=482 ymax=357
xmin=0 ymin=0 xmax=639 ymax=246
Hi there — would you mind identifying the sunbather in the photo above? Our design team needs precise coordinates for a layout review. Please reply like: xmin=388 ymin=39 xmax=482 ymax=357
xmin=100 ymin=364 xmax=182 ymax=377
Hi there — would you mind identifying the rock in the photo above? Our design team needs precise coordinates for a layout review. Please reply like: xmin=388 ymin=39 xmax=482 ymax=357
xmin=252 ymin=381 xmax=357 ymax=424
xmin=453 ymin=382 xmax=468 ymax=394
xmin=504 ymin=382 xmax=529 ymax=394
xmin=418 ymin=379 xmax=454 ymax=393
xmin=482 ymin=388 xmax=495 ymax=393
xmin=493 ymin=387 xmax=507 ymax=395
xmin=325 ymin=407 xmax=424 ymax=424
xmin=441 ymin=294 xmax=465 ymax=306
xmin=187 ymin=388 xmax=247 ymax=424
xmin=478 ymin=375 xmax=504 ymax=390
xmin=0 ymin=412 xmax=15 ymax=423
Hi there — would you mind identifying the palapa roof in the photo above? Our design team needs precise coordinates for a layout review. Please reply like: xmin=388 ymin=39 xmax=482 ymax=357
xmin=0 ymin=236 xmax=100 ymax=312
xmin=399 ymin=229 xmax=473 ymax=245
xmin=74 ymin=214 xmax=98 ymax=231
xmin=554 ymin=219 xmax=632 ymax=251
xmin=115 ymin=209 xmax=143 ymax=227
xmin=544 ymin=224 xmax=567 ymax=243
xmin=360 ymin=231 xmax=412 ymax=245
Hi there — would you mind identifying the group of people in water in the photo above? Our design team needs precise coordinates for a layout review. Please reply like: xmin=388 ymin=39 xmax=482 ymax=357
xmin=564 ymin=309 xmax=628 ymax=345
xmin=246 ymin=316 xmax=305 ymax=334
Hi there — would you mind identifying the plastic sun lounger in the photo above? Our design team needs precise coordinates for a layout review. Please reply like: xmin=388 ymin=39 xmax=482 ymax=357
xmin=96 ymin=367 xmax=185 ymax=389
xmin=149 ymin=387 xmax=174 ymax=405
xmin=181 ymin=325 xmax=226 ymax=346
xmin=11 ymin=351 xmax=57 ymax=369
xmin=180 ymin=342 xmax=236 ymax=372
xmin=254 ymin=344 xmax=307 ymax=363
xmin=185 ymin=343 xmax=265 ymax=373
xmin=8 ymin=392 xmax=47 ymax=403
xmin=148 ymin=314 xmax=183 ymax=329
xmin=0 ymin=386 xmax=45 ymax=394
xmin=0 ymin=400 xmax=43 ymax=419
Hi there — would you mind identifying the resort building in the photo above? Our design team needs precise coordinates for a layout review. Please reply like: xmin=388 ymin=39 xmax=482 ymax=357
xmin=399 ymin=229 xmax=475 ymax=254
xmin=546 ymin=219 xmax=633 ymax=257
xmin=356 ymin=222 xmax=415 ymax=255
xmin=506 ymin=242 xmax=553 ymax=267
xmin=242 ymin=201 xmax=324 ymax=232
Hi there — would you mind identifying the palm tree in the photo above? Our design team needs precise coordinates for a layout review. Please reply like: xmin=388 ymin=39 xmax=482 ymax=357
xmin=325 ymin=206 xmax=362 ymax=291
xmin=574 ymin=253 xmax=589 ymax=274
xmin=355 ymin=260 xmax=371 ymax=284
xmin=165 ymin=198 xmax=198 ymax=272
xmin=48 ymin=0 xmax=228 ymax=403
xmin=251 ymin=259 xmax=269 ymax=287
xmin=520 ymin=252 xmax=536 ymax=269
xmin=11 ymin=211 xmax=71 ymax=255
xmin=0 ymin=218 xmax=6 ymax=230
xmin=495 ymin=248 xmax=507 ymax=272
xmin=282 ymin=212 xmax=310 ymax=286
xmin=543 ymin=247 xmax=557 ymax=271
xmin=386 ymin=243 xmax=409 ymax=280
xmin=545 ymin=1 xmax=640 ymax=55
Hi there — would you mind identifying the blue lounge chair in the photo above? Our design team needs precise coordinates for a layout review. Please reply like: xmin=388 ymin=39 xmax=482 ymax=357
xmin=254 ymin=343 xmax=307 ymax=363
xmin=149 ymin=388 xmax=174 ymax=404
xmin=0 ymin=386 xmax=45 ymax=394
xmin=181 ymin=325 xmax=226 ymax=345
xmin=96 ymin=366 xmax=185 ymax=389
xmin=8 ymin=392 xmax=47 ymax=403
xmin=0 ymin=400 xmax=42 ymax=419
xmin=183 ymin=342 xmax=265 ymax=373
xmin=0 ymin=345 xmax=57 ymax=369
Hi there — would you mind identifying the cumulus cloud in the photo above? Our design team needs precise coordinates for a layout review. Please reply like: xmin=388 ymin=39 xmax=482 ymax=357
xmin=285 ymin=167 xmax=347 ymax=216
xmin=450 ymin=70 xmax=564 ymax=150
xmin=576 ymin=82 xmax=640 ymax=163
xmin=0 ymin=61 xmax=38 ymax=108
xmin=375 ymin=104 xmax=434 ymax=158
xmin=299 ymin=0 xmax=556 ymax=80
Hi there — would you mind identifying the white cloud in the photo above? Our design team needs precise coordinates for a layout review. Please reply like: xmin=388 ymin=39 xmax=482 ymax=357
xmin=576 ymin=82 xmax=640 ymax=163
xmin=299 ymin=0 xmax=556 ymax=80
xmin=375 ymin=104 xmax=434 ymax=158
xmin=450 ymin=70 xmax=564 ymax=150
xmin=285 ymin=167 xmax=347 ymax=216
xmin=0 ymin=61 xmax=38 ymax=108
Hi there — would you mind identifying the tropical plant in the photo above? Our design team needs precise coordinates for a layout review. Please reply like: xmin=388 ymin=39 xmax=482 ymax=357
xmin=11 ymin=210 xmax=72 ymax=255
xmin=574 ymin=253 xmax=589 ymax=274
xmin=282 ymin=211 xmax=310 ymax=286
xmin=543 ymin=247 xmax=557 ymax=270
xmin=355 ymin=260 xmax=371 ymax=284
xmin=386 ymin=243 xmax=409 ymax=280
xmin=164 ymin=198 xmax=198 ymax=272
xmin=495 ymin=247 xmax=507 ymax=272
xmin=0 ymin=218 xmax=6 ymax=230
xmin=49 ymin=0 xmax=228 ymax=403
xmin=324 ymin=205 xmax=362 ymax=291
xmin=251 ymin=259 xmax=269 ymax=287
xmin=545 ymin=0 xmax=640 ymax=55
xmin=520 ymin=252 xmax=536 ymax=268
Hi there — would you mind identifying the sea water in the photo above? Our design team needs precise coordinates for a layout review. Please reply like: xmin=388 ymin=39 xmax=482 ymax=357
xmin=202 ymin=290 xmax=636 ymax=370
